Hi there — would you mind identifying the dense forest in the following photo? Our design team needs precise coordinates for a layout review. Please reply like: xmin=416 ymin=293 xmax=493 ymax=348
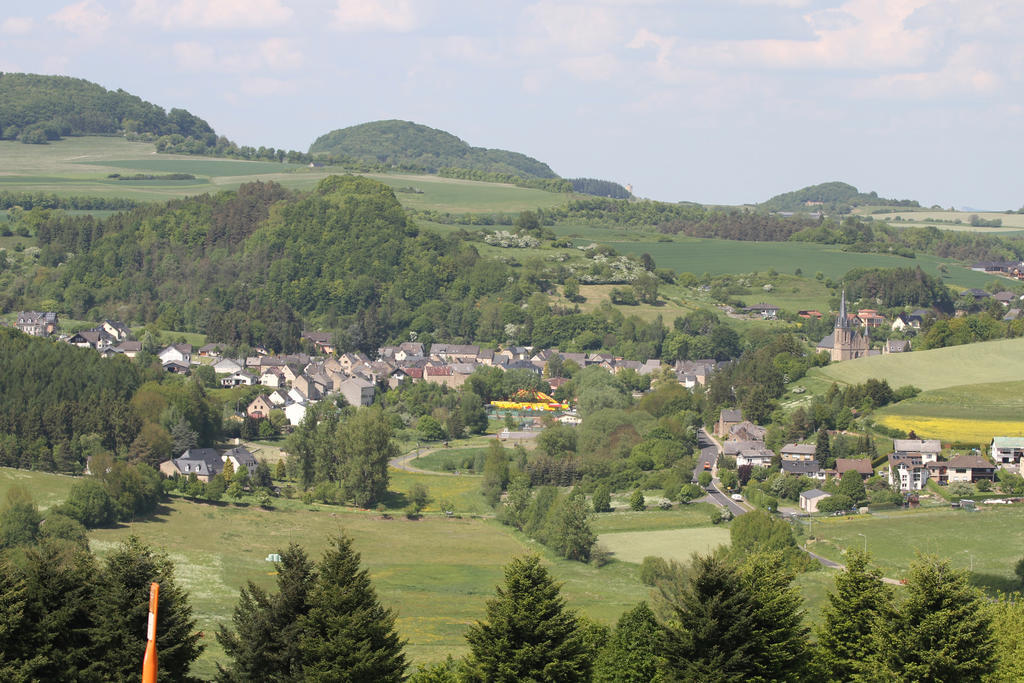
xmin=309 ymin=120 xmax=559 ymax=178
xmin=0 ymin=73 xmax=214 ymax=145
xmin=569 ymin=178 xmax=631 ymax=199
xmin=758 ymin=181 xmax=921 ymax=213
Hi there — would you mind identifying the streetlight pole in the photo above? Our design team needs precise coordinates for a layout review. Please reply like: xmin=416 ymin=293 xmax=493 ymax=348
xmin=857 ymin=533 xmax=866 ymax=553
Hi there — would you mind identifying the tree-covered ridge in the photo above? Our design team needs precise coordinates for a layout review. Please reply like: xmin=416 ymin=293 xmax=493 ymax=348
xmin=568 ymin=178 xmax=631 ymax=199
xmin=309 ymin=120 xmax=559 ymax=178
xmin=0 ymin=73 xmax=214 ymax=144
xmin=759 ymin=181 xmax=921 ymax=213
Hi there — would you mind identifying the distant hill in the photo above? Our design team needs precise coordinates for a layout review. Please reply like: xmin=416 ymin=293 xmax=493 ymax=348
xmin=0 ymin=73 xmax=214 ymax=144
xmin=759 ymin=181 xmax=920 ymax=214
xmin=309 ymin=120 xmax=559 ymax=178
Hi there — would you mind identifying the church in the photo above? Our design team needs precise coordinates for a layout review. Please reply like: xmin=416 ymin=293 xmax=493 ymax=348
xmin=816 ymin=291 xmax=869 ymax=361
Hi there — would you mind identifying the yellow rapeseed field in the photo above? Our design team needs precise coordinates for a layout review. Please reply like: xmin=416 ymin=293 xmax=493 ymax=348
xmin=875 ymin=416 xmax=1024 ymax=443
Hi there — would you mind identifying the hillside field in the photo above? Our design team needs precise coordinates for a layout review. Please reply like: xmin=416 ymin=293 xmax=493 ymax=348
xmin=0 ymin=467 xmax=76 ymax=510
xmin=800 ymin=337 xmax=1024 ymax=393
xmin=871 ymin=379 xmax=1024 ymax=442
xmin=0 ymin=137 xmax=573 ymax=214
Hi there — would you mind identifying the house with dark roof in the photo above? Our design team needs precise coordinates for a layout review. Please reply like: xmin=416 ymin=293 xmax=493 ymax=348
xmin=782 ymin=460 xmax=823 ymax=479
xmin=780 ymin=443 xmax=817 ymax=462
xmin=15 ymin=311 xmax=58 ymax=337
xmin=717 ymin=409 xmax=743 ymax=435
xmin=947 ymin=454 xmax=996 ymax=483
xmin=882 ymin=339 xmax=910 ymax=354
xmin=835 ymin=458 xmax=874 ymax=480
xmin=888 ymin=454 xmax=929 ymax=491
xmin=160 ymin=448 xmax=223 ymax=482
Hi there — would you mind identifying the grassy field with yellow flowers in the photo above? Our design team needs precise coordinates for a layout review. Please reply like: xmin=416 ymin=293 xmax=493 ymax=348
xmin=873 ymin=379 xmax=1024 ymax=443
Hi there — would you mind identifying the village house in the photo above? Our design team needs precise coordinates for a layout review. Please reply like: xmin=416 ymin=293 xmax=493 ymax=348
xmin=67 ymin=328 xmax=116 ymax=351
xmin=882 ymin=339 xmax=910 ymax=354
xmin=213 ymin=358 xmax=245 ymax=374
xmin=800 ymin=488 xmax=832 ymax=513
xmin=782 ymin=460 xmax=823 ymax=479
xmin=429 ymin=343 xmax=480 ymax=363
xmin=990 ymin=437 xmax=1024 ymax=466
xmin=198 ymin=342 xmax=228 ymax=357
xmin=891 ymin=312 xmax=923 ymax=332
xmin=735 ymin=446 xmax=775 ymax=469
xmin=301 ymin=331 xmax=336 ymax=355
xmin=15 ymin=311 xmax=58 ymax=337
xmin=162 ymin=359 xmax=190 ymax=375
xmin=159 ymin=448 xmax=222 ymax=482
xmin=220 ymin=372 xmax=255 ymax=388
xmin=947 ymin=454 xmax=996 ymax=483
xmin=716 ymin=409 xmax=743 ymax=436
xmin=158 ymin=343 xmax=192 ymax=365
xmin=927 ymin=461 xmax=948 ymax=485
xmin=339 ymin=376 xmax=375 ymax=407
xmin=285 ymin=401 xmax=309 ymax=426
xmin=223 ymin=445 xmax=258 ymax=476
xmin=729 ymin=421 xmax=767 ymax=442
xmin=780 ymin=443 xmax=817 ymax=462
xmin=888 ymin=454 xmax=929 ymax=491
xmin=113 ymin=341 xmax=142 ymax=358
xmin=856 ymin=309 xmax=885 ymax=328
xmin=893 ymin=439 xmax=941 ymax=463
xmin=246 ymin=395 xmax=274 ymax=419
xmin=835 ymin=458 xmax=874 ymax=480
xmin=743 ymin=303 xmax=780 ymax=320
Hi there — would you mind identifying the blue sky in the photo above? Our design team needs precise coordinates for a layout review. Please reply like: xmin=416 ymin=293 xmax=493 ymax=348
xmin=2 ymin=0 xmax=1021 ymax=209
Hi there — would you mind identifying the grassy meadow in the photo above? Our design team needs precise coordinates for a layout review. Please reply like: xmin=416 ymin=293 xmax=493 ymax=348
xmin=804 ymin=505 xmax=1024 ymax=592
xmin=800 ymin=337 xmax=1024 ymax=393
xmin=598 ymin=527 xmax=731 ymax=564
xmin=0 ymin=467 xmax=77 ymax=510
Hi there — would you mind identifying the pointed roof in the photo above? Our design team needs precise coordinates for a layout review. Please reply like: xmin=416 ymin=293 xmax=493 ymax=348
xmin=836 ymin=290 xmax=849 ymax=330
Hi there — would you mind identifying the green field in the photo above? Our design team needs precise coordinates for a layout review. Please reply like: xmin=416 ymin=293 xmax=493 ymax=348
xmin=855 ymin=209 xmax=1024 ymax=232
xmin=88 ymin=497 xmax=648 ymax=679
xmin=801 ymin=337 xmax=1024 ymax=393
xmin=598 ymin=527 xmax=731 ymax=564
xmin=590 ymin=504 xmax=719 ymax=533
xmin=590 ymin=235 xmax=993 ymax=290
xmin=876 ymin=380 xmax=1024 ymax=422
xmin=0 ymin=137 xmax=573 ymax=214
xmin=0 ymin=467 xmax=77 ymax=510
xmin=410 ymin=447 xmax=491 ymax=473
xmin=804 ymin=506 xmax=1024 ymax=592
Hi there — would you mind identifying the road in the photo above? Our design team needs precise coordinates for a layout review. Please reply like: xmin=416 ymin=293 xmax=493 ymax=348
xmin=694 ymin=428 xmax=749 ymax=517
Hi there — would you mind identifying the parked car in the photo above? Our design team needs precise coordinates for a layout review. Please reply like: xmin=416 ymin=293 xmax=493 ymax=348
xmin=730 ymin=493 xmax=743 ymax=501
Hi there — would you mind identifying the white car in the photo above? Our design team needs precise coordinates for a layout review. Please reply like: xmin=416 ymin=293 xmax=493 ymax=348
xmin=730 ymin=493 xmax=743 ymax=501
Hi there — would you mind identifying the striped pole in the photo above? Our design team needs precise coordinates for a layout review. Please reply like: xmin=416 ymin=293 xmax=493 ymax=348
xmin=142 ymin=582 xmax=159 ymax=683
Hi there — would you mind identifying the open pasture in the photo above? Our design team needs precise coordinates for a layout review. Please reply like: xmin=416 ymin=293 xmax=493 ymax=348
xmin=855 ymin=209 xmax=1024 ymax=232
xmin=88 ymin=498 xmax=648 ymax=678
xmin=804 ymin=505 xmax=1024 ymax=592
xmin=598 ymin=527 xmax=731 ymax=564
xmin=803 ymin=337 xmax=1024 ymax=393
xmin=0 ymin=467 xmax=77 ymax=510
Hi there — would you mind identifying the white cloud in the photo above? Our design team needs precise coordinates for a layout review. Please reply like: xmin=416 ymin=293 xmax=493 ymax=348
xmin=132 ymin=0 xmax=292 ymax=30
xmin=854 ymin=44 xmax=1004 ymax=99
xmin=259 ymin=38 xmax=304 ymax=70
xmin=332 ymin=0 xmax=417 ymax=32
xmin=49 ymin=0 xmax=111 ymax=37
xmin=1 ymin=17 xmax=34 ymax=35
xmin=560 ymin=53 xmax=622 ymax=82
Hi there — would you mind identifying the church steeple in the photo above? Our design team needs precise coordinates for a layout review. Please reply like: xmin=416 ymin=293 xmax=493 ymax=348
xmin=837 ymin=289 xmax=849 ymax=330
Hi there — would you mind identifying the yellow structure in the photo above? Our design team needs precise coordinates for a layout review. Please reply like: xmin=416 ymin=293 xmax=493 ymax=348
xmin=490 ymin=390 xmax=569 ymax=412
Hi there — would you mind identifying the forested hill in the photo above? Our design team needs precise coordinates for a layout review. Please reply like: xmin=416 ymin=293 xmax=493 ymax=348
xmin=309 ymin=120 xmax=559 ymax=178
xmin=0 ymin=73 xmax=214 ymax=145
xmin=759 ymin=181 xmax=920 ymax=214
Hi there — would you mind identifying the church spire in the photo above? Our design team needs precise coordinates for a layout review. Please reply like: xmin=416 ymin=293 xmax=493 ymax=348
xmin=837 ymin=289 xmax=849 ymax=330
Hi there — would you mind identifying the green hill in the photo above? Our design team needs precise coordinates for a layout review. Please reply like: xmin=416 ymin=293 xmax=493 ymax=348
xmin=759 ymin=181 xmax=920 ymax=214
xmin=802 ymin=337 xmax=1024 ymax=392
xmin=309 ymin=120 xmax=558 ymax=178
xmin=0 ymin=73 xmax=214 ymax=144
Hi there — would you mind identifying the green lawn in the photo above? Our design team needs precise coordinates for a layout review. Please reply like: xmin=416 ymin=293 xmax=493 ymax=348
xmin=590 ymin=504 xmax=719 ymax=533
xmin=875 ymin=380 xmax=1024 ymax=422
xmin=801 ymin=337 xmax=1024 ymax=392
xmin=365 ymin=173 xmax=572 ymax=213
xmin=410 ymin=447 xmax=491 ymax=473
xmin=598 ymin=527 xmax=731 ymax=564
xmin=0 ymin=467 xmax=77 ymax=510
xmin=804 ymin=506 xmax=1024 ymax=592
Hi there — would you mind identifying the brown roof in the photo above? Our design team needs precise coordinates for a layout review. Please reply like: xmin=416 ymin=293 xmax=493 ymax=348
xmin=835 ymin=458 xmax=874 ymax=475
xmin=947 ymin=455 xmax=993 ymax=469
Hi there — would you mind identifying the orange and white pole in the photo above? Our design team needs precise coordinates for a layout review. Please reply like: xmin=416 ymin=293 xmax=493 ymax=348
xmin=142 ymin=582 xmax=159 ymax=683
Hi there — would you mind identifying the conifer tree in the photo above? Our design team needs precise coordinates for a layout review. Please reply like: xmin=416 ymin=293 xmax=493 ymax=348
xmin=465 ymin=554 xmax=591 ymax=682
xmin=815 ymin=549 xmax=893 ymax=681
xmin=658 ymin=554 xmax=757 ymax=681
xmin=298 ymin=534 xmax=406 ymax=681
xmin=740 ymin=551 xmax=810 ymax=681
xmin=592 ymin=601 xmax=665 ymax=682
xmin=86 ymin=536 xmax=202 ymax=681
xmin=217 ymin=543 xmax=316 ymax=681
xmin=873 ymin=554 xmax=994 ymax=681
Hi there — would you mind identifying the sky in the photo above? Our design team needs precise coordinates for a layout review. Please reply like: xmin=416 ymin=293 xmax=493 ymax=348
xmin=1 ymin=0 xmax=1022 ymax=209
